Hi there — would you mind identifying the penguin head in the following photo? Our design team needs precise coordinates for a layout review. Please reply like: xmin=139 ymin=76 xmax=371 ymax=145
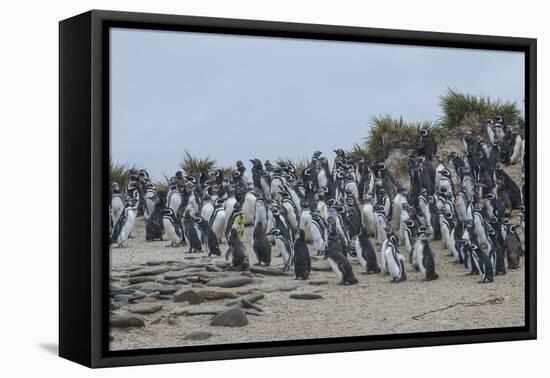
xmin=111 ymin=182 xmax=120 ymax=191
xmin=311 ymin=211 xmax=320 ymax=220
xmin=266 ymin=228 xmax=280 ymax=237
xmin=313 ymin=150 xmax=323 ymax=159
xmin=162 ymin=208 xmax=175 ymax=217
xmin=420 ymin=128 xmax=428 ymax=137
xmin=334 ymin=149 xmax=345 ymax=157
xmin=215 ymin=198 xmax=225 ymax=207
xmin=298 ymin=229 xmax=306 ymax=240
xmin=271 ymin=205 xmax=280 ymax=215
xmin=192 ymin=216 xmax=204 ymax=224
xmin=405 ymin=220 xmax=415 ymax=229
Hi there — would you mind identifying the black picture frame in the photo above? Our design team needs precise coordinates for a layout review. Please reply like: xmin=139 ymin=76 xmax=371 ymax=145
xmin=59 ymin=9 xmax=537 ymax=368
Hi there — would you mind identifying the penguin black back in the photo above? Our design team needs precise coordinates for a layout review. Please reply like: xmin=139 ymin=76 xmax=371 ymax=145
xmin=252 ymin=221 xmax=272 ymax=266
xmin=293 ymin=229 xmax=311 ymax=280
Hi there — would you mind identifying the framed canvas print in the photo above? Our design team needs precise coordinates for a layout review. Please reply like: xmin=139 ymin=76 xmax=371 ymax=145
xmin=59 ymin=10 xmax=537 ymax=368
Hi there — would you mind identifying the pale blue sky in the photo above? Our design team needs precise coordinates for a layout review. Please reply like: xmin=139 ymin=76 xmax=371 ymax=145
xmin=110 ymin=28 xmax=524 ymax=179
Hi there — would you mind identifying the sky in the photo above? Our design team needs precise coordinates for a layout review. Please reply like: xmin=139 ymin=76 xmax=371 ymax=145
xmin=110 ymin=28 xmax=525 ymax=179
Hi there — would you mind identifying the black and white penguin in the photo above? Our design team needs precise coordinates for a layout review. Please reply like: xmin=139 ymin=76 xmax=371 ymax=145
xmin=193 ymin=216 xmax=221 ymax=257
xmin=267 ymin=228 xmax=294 ymax=271
xmin=143 ymin=182 xmax=157 ymax=221
xmin=163 ymin=208 xmax=184 ymax=247
xmin=110 ymin=182 xmax=125 ymax=226
xmin=271 ymin=205 xmax=293 ymax=241
xmin=325 ymin=234 xmax=358 ymax=285
xmin=487 ymin=226 xmax=506 ymax=276
xmin=468 ymin=242 xmax=494 ymax=283
xmin=361 ymin=194 xmax=377 ymax=237
xmin=209 ymin=197 xmax=227 ymax=243
xmin=355 ymin=227 xmax=381 ymax=274
xmin=145 ymin=194 xmax=164 ymax=241
xmin=472 ymin=203 xmax=489 ymax=248
xmin=183 ymin=210 xmax=202 ymax=253
xmin=375 ymin=205 xmax=389 ymax=246
xmin=504 ymin=224 xmax=523 ymax=269
xmin=225 ymin=229 xmax=249 ymax=270
xmin=449 ymin=152 xmax=465 ymax=182
xmin=417 ymin=127 xmax=436 ymax=159
xmin=293 ymin=229 xmax=311 ymax=280
xmin=225 ymin=201 xmax=245 ymax=241
xmin=382 ymin=233 xmax=407 ymax=282
xmin=166 ymin=182 xmax=182 ymax=216
xmin=310 ymin=211 xmax=327 ymax=256
xmin=495 ymin=164 xmax=522 ymax=210
xmin=413 ymin=226 xmax=439 ymax=281
xmin=281 ymin=191 xmax=299 ymax=235
xmin=252 ymin=221 xmax=272 ymax=266
xmin=110 ymin=198 xmax=138 ymax=247
xmin=458 ymin=240 xmax=480 ymax=275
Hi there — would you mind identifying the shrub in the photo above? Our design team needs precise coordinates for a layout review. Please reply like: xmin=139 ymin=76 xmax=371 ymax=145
xmin=181 ymin=150 xmax=216 ymax=178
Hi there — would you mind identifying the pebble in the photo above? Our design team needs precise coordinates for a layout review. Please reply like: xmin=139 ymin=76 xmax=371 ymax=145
xmin=241 ymin=299 xmax=263 ymax=312
xmin=309 ymin=280 xmax=329 ymax=285
xmin=158 ymin=284 xmax=182 ymax=295
xmin=210 ymin=308 xmax=249 ymax=327
xmin=249 ymin=266 xmax=287 ymax=276
xmin=206 ymin=276 xmax=252 ymax=288
xmin=278 ymin=282 xmax=299 ymax=292
xmin=129 ymin=266 xmax=170 ymax=277
xmin=289 ymin=293 xmax=324 ymax=300
xmin=183 ymin=331 xmax=213 ymax=341
xmin=199 ymin=288 xmax=253 ymax=300
xmin=225 ymin=292 xmax=265 ymax=306
xmin=173 ymin=288 xmax=205 ymax=304
xmin=127 ymin=276 xmax=156 ymax=284
xmin=110 ymin=314 xmax=145 ymax=328
xmin=136 ymin=282 xmax=163 ymax=293
xmin=129 ymin=302 xmax=163 ymax=314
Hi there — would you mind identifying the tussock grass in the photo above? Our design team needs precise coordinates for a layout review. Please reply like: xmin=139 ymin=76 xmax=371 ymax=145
xmin=109 ymin=161 xmax=140 ymax=191
xmin=181 ymin=150 xmax=216 ymax=178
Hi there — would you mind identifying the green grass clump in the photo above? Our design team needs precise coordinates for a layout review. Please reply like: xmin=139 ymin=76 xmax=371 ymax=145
xmin=439 ymin=88 xmax=522 ymax=131
xmin=109 ymin=160 xmax=140 ymax=191
xmin=181 ymin=150 xmax=216 ymax=178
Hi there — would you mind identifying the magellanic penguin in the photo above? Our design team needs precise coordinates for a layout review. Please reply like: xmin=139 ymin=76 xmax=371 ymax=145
xmin=504 ymin=224 xmax=523 ymax=269
xmin=413 ymin=226 xmax=439 ymax=281
xmin=225 ymin=229 xmax=250 ymax=271
xmin=299 ymin=201 xmax=314 ymax=243
xmin=383 ymin=233 xmax=407 ymax=282
xmin=293 ymin=229 xmax=312 ymax=280
xmin=355 ymin=227 xmax=381 ymax=274
xmin=361 ymin=194 xmax=377 ymax=237
xmin=183 ymin=210 xmax=202 ymax=253
xmin=162 ymin=208 xmax=184 ymax=247
xmin=143 ymin=182 xmax=157 ymax=221
xmin=325 ymin=234 xmax=358 ymax=285
xmin=310 ymin=211 xmax=328 ymax=256
xmin=468 ymin=242 xmax=494 ymax=283
xmin=252 ymin=221 xmax=272 ymax=266
xmin=110 ymin=182 xmax=125 ymax=226
xmin=267 ymin=228 xmax=294 ymax=271
xmin=110 ymin=198 xmax=138 ymax=247
xmin=209 ymin=198 xmax=227 ymax=243
xmin=145 ymin=194 xmax=164 ymax=241
xmin=487 ymin=226 xmax=506 ymax=276
xmin=193 ymin=216 xmax=221 ymax=257
xmin=225 ymin=201 xmax=245 ymax=241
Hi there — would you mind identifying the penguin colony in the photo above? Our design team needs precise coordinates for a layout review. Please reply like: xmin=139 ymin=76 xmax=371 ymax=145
xmin=110 ymin=115 xmax=525 ymax=285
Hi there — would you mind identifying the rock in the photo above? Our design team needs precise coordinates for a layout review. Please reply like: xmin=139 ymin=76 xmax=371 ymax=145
xmin=127 ymin=276 xmax=156 ymax=284
xmin=173 ymin=288 xmax=205 ymax=304
xmin=206 ymin=276 xmax=252 ymax=288
xmin=205 ymin=265 xmax=222 ymax=272
xmin=199 ymin=288 xmax=253 ymax=300
xmin=110 ymin=314 xmax=145 ymax=328
xmin=164 ymin=271 xmax=194 ymax=280
xmin=128 ymin=291 xmax=146 ymax=302
xmin=167 ymin=316 xmax=180 ymax=325
xmin=129 ymin=266 xmax=171 ymax=277
xmin=309 ymin=280 xmax=329 ymax=285
xmin=170 ymin=306 xmax=191 ymax=316
xmin=241 ymin=299 xmax=263 ymax=312
xmin=113 ymin=294 xmax=132 ymax=302
xmin=255 ymin=285 xmax=277 ymax=293
xmin=183 ymin=331 xmax=213 ymax=341
xmin=158 ymin=284 xmax=182 ymax=295
xmin=129 ymin=302 xmax=163 ymax=314
xmin=136 ymin=282 xmax=163 ymax=293
xmin=225 ymin=292 xmax=265 ymax=306
xmin=311 ymin=261 xmax=332 ymax=271
xmin=175 ymin=278 xmax=190 ymax=285
xmin=250 ymin=266 xmax=287 ymax=276
xmin=146 ymin=260 xmax=179 ymax=266
xmin=210 ymin=308 xmax=249 ymax=327
xmin=150 ymin=316 xmax=162 ymax=325
xmin=110 ymin=289 xmax=135 ymax=297
xmin=278 ymin=282 xmax=298 ymax=292
xmin=214 ymin=261 xmax=231 ymax=269
xmin=289 ymin=293 xmax=323 ymax=300
xmin=110 ymin=302 xmax=121 ymax=310
xmin=186 ymin=306 xmax=227 ymax=316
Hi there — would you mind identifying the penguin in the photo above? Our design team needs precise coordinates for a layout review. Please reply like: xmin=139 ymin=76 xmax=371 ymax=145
xmin=242 ymin=190 xmax=257 ymax=226
xmin=299 ymin=201 xmax=314 ymax=243
xmin=254 ymin=196 xmax=268 ymax=230
xmin=468 ymin=242 xmax=494 ymax=283
xmin=281 ymin=191 xmax=299 ymax=235
xmin=403 ymin=219 xmax=417 ymax=261
xmin=495 ymin=164 xmax=522 ymax=209
xmin=383 ymin=233 xmax=407 ymax=282
xmin=472 ymin=203 xmax=489 ymax=248
xmin=417 ymin=127 xmax=436 ymax=159
xmin=224 ymin=185 xmax=237 ymax=225
xmin=271 ymin=205 xmax=293 ymax=241
xmin=361 ymin=194 xmax=377 ymax=237
xmin=166 ymin=183 xmax=182 ymax=216
xmin=209 ymin=197 xmax=227 ymax=243
xmin=355 ymin=226 xmax=381 ymax=274
xmin=413 ymin=226 xmax=439 ymax=281
xmin=110 ymin=182 xmax=125 ymax=226
xmin=449 ymin=152 xmax=465 ymax=182
xmin=486 ymin=193 xmax=506 ymax=220
xmin=293 ymin=229 xmax=311 ymax=280
xmin=487 ymin=226 xmax=506 ymax=276
xmin=200 ymin=195 xmax=215 ymax=224
xmin=458 ymin=240 xmax=480 ymax=275
xmin=162 ymin=208 xmax=184 ymax=247
xmin=392 ymin=186 xmax=408 ymax=229
xmin=418 ymin=189 xmax=434 ymax=235
xmin=325 ymin=234 xmax=358 ymax=285
xmin=225 ymin=229 xmax=249 ymax=270
xmin=143 ymin=182 xmax=157 ymax=221
xmin=310 ymin=211 xmax=328 ymax=256
xmin=252 ymin=221 xmax=272 ymax=266
xmin=504 ymin=224 xmax=523 ymax=269
xmin=110 ymin=198 xmax=138 ymax=247
xmin=193 ymin=216 xmax=221 ymax=257
xmin=375 ymin=205 xmax=389 ymax=246
xmin=267 ymin=228 xmax=294 ymax=271
xmin=225 ymin=201 xmax=245 ymax=241
xmin=145 ymin=194 xmax=164 ymax=241
xmin=183 ymin=210 xmax=202 ymax=253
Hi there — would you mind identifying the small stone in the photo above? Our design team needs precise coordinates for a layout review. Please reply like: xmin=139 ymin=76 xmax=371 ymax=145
xmin=278 ymin=282 xmax=298 ymax=292
xmin=205 ymin=265 xmax=222 ymax=272
xmin=309 ymin=280 xmax=329 ymax=285
xmin=128 ymin=291 xmax=146 ymax=302
xmin=289 ymin=293 xmax=323 ymax=300
xmin=250 ymin=266 xmax=287 ymax=276
xmin=137 ymin=282 xmax=163 ymax=293
xmin=129 ymin=266 xmax=170 ymax=277
xmin=174 ymin=288 xmax=205 ymax=304
xmin=164 ymin=271 xmax=193 ymax=280
xmin=110 ymin=289 xmax=135 ymax=297
xmin=110 ymin=314 xmax=145 ymax=328
xmin=186 ymin=306 xmax=226 ymax=316
xmin=170 ymin=306 xmax=191 ymax=316
xmin=167 ymin=316 xmax=180 ymax=325
xmin=210 ymin=308 xmax=249 ymax=327
xmin=129 ymin=302 xmax=163 ymax=314
xmin=225 ymin=292 xmax=264 ymax=306
xmin=215 ymin=261 xmax=231 ymax=269
xmin=241 ymin=299 xmax=263 ymax=312
xmin=206 ymin=276 xmax=252 ymax=288
xmin=158 ymin=285 xmax=182 ymax=295
xmin=150 ymin=316 xmax=162 ymax=325
xmin=183 ymin=331 xmax=213 ymax=341
xmin=127 ymin=276 xmax=156 ymax=284
xmin=199 ymin=288 xmax=253 ymax=300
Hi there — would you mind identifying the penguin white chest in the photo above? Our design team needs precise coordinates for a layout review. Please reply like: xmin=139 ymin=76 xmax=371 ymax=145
xmin=327 ymin=257 xmax=344 ymax=282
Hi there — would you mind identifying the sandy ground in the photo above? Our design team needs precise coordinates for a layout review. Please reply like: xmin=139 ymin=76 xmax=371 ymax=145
xmin=109 ymin=218 xmax=525 ymax=351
